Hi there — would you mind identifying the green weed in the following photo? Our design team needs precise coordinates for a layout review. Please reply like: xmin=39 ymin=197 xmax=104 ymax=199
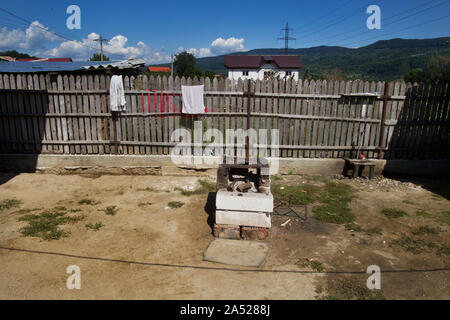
xmin=382 ymin=208 xmax=407 ymax=218
xmin=177 ymin=179 xmax=215 ymax=196
xmin=0 ymin=199 xmax=22 ymax=212
xmin=168 ymin=201 xmax=184 ymax=209
xmin=18 ymin=208 xmax=84 ymax=240
xmin=85 ymin=222 xmax=104 ymax=231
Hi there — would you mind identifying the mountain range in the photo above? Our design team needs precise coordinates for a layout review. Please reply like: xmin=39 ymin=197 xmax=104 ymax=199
xmin=159 ymin=37 xmax=450 ymax=81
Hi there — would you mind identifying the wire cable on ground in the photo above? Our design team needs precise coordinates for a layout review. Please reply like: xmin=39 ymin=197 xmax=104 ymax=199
xmin=1 ymin=246 xmax=449 ymax=275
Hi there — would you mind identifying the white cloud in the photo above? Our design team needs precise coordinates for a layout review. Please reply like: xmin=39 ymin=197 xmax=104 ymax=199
xmin=45 ymin=32 xmax=170 ymax=63
xmin=210 ymin=37 xmax=245 ymax=55
xmin=0 ymin=22 xmax=245 ymax=63
xmin=0 ymin=21 xmax=59 ymax=50
xmin=0 ymin=21 xmax=170 ymax=63
xmin=184 ymin=37 xmax=246 ymax=58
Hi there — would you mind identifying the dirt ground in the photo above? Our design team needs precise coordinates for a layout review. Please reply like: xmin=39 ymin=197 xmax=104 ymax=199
xmin=0 ymin=172 xmax=448 ymax=299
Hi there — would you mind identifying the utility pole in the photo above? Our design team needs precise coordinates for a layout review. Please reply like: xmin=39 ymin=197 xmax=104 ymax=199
xmin=171 ymin=54 xmax=174 ymax=78
xmin=94 ymin=36 xmax=109 ymax=61
xmin=277 ymin=22 xmax=296 ymax=54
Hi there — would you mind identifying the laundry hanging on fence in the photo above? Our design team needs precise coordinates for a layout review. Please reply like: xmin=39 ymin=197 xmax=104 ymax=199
xmin=110 ymin=75 xmax=126 ymax=112
xmin=181 ymin=85 xmax=205 ymax=114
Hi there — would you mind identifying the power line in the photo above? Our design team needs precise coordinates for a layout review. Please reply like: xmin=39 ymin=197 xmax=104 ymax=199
xmin=296 ymin=0 xmax=356 ymax=33
xmin=303 ymin=0 xmax=443 ymax=47
xmin=299 ymin=0 xmax=384 ymax=41
xmin=334 ymin=0 xmax=450 ymax=47
xmin=0 ymin=7 xmax=121 ymax=59
xmin=341 ymin=12 xmax=450 ymax=48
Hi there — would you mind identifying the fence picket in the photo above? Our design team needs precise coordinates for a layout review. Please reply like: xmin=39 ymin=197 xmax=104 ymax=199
xmin=0 ymin=74 xmax=448 ymax=160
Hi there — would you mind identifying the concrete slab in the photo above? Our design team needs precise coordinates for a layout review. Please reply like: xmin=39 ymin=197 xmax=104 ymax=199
xmin=203 ymin=239 xmax=269 ymax=267
xmin=216 ymin=210 xmax=271 ymax=228
xmin=216 ymin=190 xmax=274 ymax=212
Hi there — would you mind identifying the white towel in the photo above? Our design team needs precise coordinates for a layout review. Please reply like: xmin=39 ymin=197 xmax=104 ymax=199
xmin=182 ymin=85 xmax=205 ymax=114
xmin=110 ymin=75 xmax=126 ymax=112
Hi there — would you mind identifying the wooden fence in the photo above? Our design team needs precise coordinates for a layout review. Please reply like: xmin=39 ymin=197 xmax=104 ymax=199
xmin=0 ymin=73 xmax=448 ymax=160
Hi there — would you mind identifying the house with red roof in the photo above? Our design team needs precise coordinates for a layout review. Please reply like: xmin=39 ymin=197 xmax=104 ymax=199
xmin=224 ymin=55 xmax=301 ymax=81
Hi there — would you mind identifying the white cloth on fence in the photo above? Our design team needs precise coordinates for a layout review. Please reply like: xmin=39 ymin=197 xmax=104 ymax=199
xmin=110 ymin=75 xmax=126 ymax=111
xmin=181 ymin=85 xmax=205 ymax=114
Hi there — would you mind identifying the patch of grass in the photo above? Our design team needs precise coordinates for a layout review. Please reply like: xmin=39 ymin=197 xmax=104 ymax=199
xmin=320 ymin=182 xmax=354 ymax=205
xmin=78 ymin=198 xmax=99 ymax=206
xmin=320 ymin=279 xmax=385 ymax=300
xmin=431 ymin=194 xmax=444 ymax=201
xmin=437 ymin=244 xmax=450 ymax=256
xmin=18 ymin=208 xmax=85 ymax=240
xmin=137 ymin=187 xmax=155 ymax=192
xmin=315 ymin=285 xmax=324 ymax=294
xmin=438 ymin=211 xmax=450 ymax=225
xmin=310 ymin=260 xmax=324 ymax=272
xmin=100 ymin=206 xmax=118 ymax=216
xmin=271 ymin=175 xmax=282 ymax=181
xmin=168 ymin=201 xmax=184 ymax=209
xmin=313 ymin=182 xmax=355 ymax=224
xmin=85 ymin=222 xmax=104 ymax=231
xmin=391 ymin=234 xmax=437 ymax=255
xmin=416 ymin=209 xmax=433 ymax=218
xmin=177 ymin=179 xmax=215 ymax=196
xmin=138 ymin=202 xmax=153 ymax=207
xmin=345 ymin=223 xmax=364 ymax=232
xmin=0 ymin=199 xmax=22 ymax=212
xmin=272 ymin=184 xmax=321 ymax=206
xmin=416 ymin=209 xmax=450 ymax=226
xmin=13 ymin=208 xmax=42 ymax=214
xmin=70 ymin=208 xmax=81 ymax=213
xmin=365 ymin=227 xmax=382 ymax=236
xmin=13 ymin=209 xmax=32 ymax=214
xmin=381 ymin=208 xmax=407 ymax=218
xmin=314 ymin=204 xmax=355 ymax=224
xmin=308 ymin=175 xmax=330 ymax=183
xmin=296 ymin=258 xmax=324 ymax=272
xmin=274 ymin=180 xmax=355 ymax=225
xmin=412 ymin=226 xmax=441 ymax=236
xmin=402 ymin=200 xmax=416 ymax=205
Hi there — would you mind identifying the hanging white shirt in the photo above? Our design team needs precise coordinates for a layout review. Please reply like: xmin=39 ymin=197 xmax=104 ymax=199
xmin=110 ymin=75 xmax=126 ymax=111
xmin=182 ymin=85 xmax=205 ymax=114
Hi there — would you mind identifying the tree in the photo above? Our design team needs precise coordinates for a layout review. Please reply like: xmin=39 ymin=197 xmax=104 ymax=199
xmin=89 ymin=53 xmax=110 ymax=62
xmin=203 ymin=70 xmax=215 ymax=79
xmin=322 ymin=68 xmax=347 ymax=81
xmin=427 ymin=55 xmax=450 ymax=82
xmin=0 ymin=50 xmax=35 ymax=59
xmin=404 ymin=68 xmax=427 ymax=83
xmin=404 ymin=56 xmax=450 ymax=83
xmin=173 ymin=51 xmax=196 ymax=77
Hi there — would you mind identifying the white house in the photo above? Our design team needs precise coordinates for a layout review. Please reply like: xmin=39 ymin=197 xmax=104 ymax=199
xmin=224 ymin=55 xmax=301 ymax=81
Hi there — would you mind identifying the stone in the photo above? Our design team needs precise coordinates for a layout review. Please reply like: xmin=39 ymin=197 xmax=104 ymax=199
xmin=213 ymin=224 xmax=241 ymax=240
xmin=241 ymin=226 xmax=270 ymax=241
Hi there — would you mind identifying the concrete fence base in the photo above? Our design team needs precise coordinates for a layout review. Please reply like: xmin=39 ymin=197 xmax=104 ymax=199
xmin=0 ymin=154 xmax=448 ymax=177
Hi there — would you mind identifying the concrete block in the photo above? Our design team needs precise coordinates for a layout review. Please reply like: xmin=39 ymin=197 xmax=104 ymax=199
xmin=216 ymin=210 xmax=271 ymax=228
xmin=241 ymin=226 xmax=270 ymax=241
xmin=203 ymin=239 xmax=269 ymax=267
xmin=213 ymin=224 xmax=241 ymax=240
xmin=215 ymin=190 xmax=273 ymax=212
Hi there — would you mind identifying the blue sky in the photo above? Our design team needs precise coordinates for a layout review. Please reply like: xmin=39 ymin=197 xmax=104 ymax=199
xmin=0 ymin=0 xmax=449 ymax=62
